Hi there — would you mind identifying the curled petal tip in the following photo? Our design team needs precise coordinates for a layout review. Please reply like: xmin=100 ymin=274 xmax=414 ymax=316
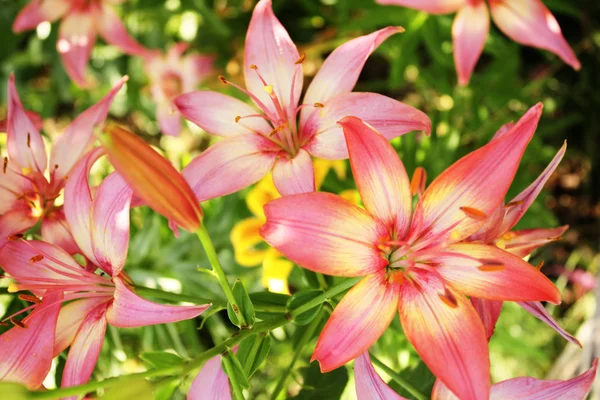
xmin=395 ymin=26 xmax=406 ymax=33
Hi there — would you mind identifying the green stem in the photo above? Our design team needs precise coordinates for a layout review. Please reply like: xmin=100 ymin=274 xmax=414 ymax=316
xmin=369 ymin=354 xmax=427 ymax=400
xmin=196 ymin=225 xmax=247 ymax=327
xmin=222 ymin=352 xmax=246 ymax=400
xmin=290 ymin=277 xmax=360 ymax=317
xmin=316 ymin=273 xmax=328 ymax=290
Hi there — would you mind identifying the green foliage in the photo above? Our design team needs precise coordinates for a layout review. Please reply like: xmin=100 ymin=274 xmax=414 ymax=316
xmin=294 ymin=363 xmax=349 ymax=400
xmin=227 ymin=279 xmax=256 ymax=327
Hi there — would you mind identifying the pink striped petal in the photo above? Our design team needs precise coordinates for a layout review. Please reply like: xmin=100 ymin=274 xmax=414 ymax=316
xmin=7 ymin=73 xmax=47 ymax=174
xmin=502 ymin=226 xmax=568 ymax=258
xmin=54 ymin=298 xmax=110 ymax=356
xmin=272 ymin=149 xmax=315 ymax=196
xmin=340 ymin=116 xmax=412 ymax=236
xmin=409 ymin=103 xmax=543 ymax=244
xmin=91 ymin=172 xmax=133 ymax=276
xmin=490 ymin=0 xmax=580 ymax=70
xmin=261 ymin=192 xmax=388 ymax=277
xmin=452 ymin=2 xmax=489 ymax=85
xmin=106 ymin=277 xmax=209 ymax=328
xmin=12 ymin=0 xmax=71 ymax=32
xmin=0 ymin=208 xmax=39 ymax=250
xmin=518 ymin=301 xmax=580 ymax=346
xmin=182 ymin=134 xmax=278 ymax=202
xmin=96 ymin=4 xmax=151 ymax=57
xmin=313 ymin=271 xmax=400 ymax=372
xmin=500 ymin=142 xmax=566 ymax=233
xmin=436 ymin=243 xmax=561 ymax=304
xmin=431 ymin=379 xmax=458 ymax=400
xmin=0 ymin=159 xmax=34 ymax=214
xmin=470 ymin=297 xmax=502 ymax=340
xmin=187 ymin=354 xmax=232 ymax=400
xmin=61 ymin=303 xmax=108 ymax=391
xmin=175 ymin=91 xmax=272 ymax=137
xmin=355 ymin=352 xmax=406 ymax=400
xmin=57 ymin=11 xmax=97 ymax=87
xmin=303 ymin=92 xmax=431 ymax=160
xmin=302 ymin=27 xmax=401 ymax=119
xmin=375 ymin=0 xmax=466 ymax=14
xmin=244 ymin=0 xmax=301 ymax=118
xmin=41 ymin=208 xmax=80 ymax=255
xmin=490 ymin=358 xmax=597 ymax=399
xmin=0 ymin=293 xmax=62 ymax=389
xmin=399 ymin=269 xmax=490 ymax=400
xmin=50 ymin=77 xmax=128 ymax=185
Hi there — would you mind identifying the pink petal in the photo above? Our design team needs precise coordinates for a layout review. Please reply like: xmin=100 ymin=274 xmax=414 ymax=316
xmin=183 ymin=54 xmax=215 ymax=87
xmin=470 ymin=297 xmax=503 ymax=340
xmin=91 ymin=172 xmax=133 ymax=276
xmin=41 ymin=208 xmax=80 ymax=255
xmin=431 ymin=379 xmax=458 ymax=400
xmin=435 ymin=243 xmax=561 ymax=304
xmin=355 ymin=352 xmax=406 ymax=400
xmin=96 ymin=4 xmax=152 ymax=57
xmin=490 ymin=358 xmax=598 ymax=399
xmin=7 ymin=73 xmax=47 ymax=174
xmin=375 ymin=0 xmax=466 ymax=14
xmin=0 ymin=158 xmax=34 ymax=215
xmin=272 ymin=148 xmax=315 ymax=196
xmin=0 ymin=293 xmax=62 ymax=389
xmin=12 ymin=0 xmax=71 ymax=32
xmin=500 ymin=142 xmax=566 ymax=233
xmin=54 ymin=298 xmax=110 ymax=356
xmin=490 ymin=0 xmax=580 ymax=70
xmin=303 ymin=92 xmax=431 ymax=160
xmin=313 ymin=271 xmax=400 ymax=372
xmin=50 ymin=76 xmax=128 ymax=185
xmin=502 ymin=226 xmax=568 ymax=258
xmin=156 ymin=103 xmax=182 ymax=137
xmin=452 ymin=2 xmax=489 ymax=85
xmin=409 ymin=103 xmax=543 ymax=244
xmin=106 ymin=277 xmax=210 ymax=328
xmin=182 ymin=134 xmax=278 ymax=202
xmin=302 ymin=27 xmax=401 ymax=123
xmin=174 ymin=91 xmax=272 ymax=137
xmin=518 ymin=301 xmax=581 ymax=346
xmin=0 ymin=208 xmax=39 ymax=250
xmin=187 ymin=354 xmax=232 ymax=400
xmin=339 ymin=116 xmax=412 ymax=236
xmin=57 ymin=11 xmax=97 ymax=87
xmin=244 ymin=0 xmax=301 ymax=118
xmin=260 ymin=192 xmax=388 ymax=277
xmin=61 ymin=303 xmax=108 ymax=392
xmin=399 ymin=269 xmax=490 ymax=400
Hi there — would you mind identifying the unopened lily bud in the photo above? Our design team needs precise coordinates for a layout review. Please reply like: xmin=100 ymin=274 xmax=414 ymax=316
xmin=101 ymin=125 xmax=202 ymax=232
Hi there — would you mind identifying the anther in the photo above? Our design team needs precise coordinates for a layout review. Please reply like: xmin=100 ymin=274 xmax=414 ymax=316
xmin=439 ymin=289 xmax=458 ymax=308
xmin=218 ymin=75 xmax=228 ymax=84
xmin=249 ymin=64 xmax=258 ymax=70
xmin=235 ymin=116 xmax=241 ymax=123
xmin=295 ymin=53 xmax=306 ymax=64
xmin=477 ymin=264 xmax=505 ymax=272
xmin=54 ymin=164 xmax=59 ymax=170
xmin=29 ymin=255 xmax=44 ymax=263
xmin=269 ymin=122 xmax=288 ymax=137
xmin=506 ymin=200 xmax=524 ymax=208
xmin=536 ymin=260 xmax=544 ymax=270
xmin=10 ymin=318 xmax=26 ymax=329
xmin=3 ymin=157 xmax=7 ymax=174
xmin=26 ymin=133 xmax=31 ymax=148
xmin=18 ymin=294 xmax=41 ymax=304
xmin=459 ymin=206 xmax=487 ymax=221
xmin=313 ymin=102 xmax=324 ymax=108
xmin=410 ymin=167 xmax=427 ymax=196
xmin=8 ymin=234 xmax=24 ymax=241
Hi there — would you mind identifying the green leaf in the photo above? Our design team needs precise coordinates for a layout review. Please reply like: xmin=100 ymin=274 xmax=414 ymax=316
xmin=286 ymin=289 xmax=324 ymax=325
xmin=102 ymin=378 xmax=153 ymax=399
xmin=0 ymin=382 xmax=29 ymax=400
xmin=221 ymin=349 xmax=250 ymax=389
xmin=249 ymin=291 xmax=290 ymax=307
xmin=294 ymin=363 xmax=348 ymax=399
xmin=391 ymin=361 xmax=436 ymax=399
xmin=139 ymin=351 xmax=184 ymax=368
xmin=227 ymin=280 xmax=256 ymax=328
xmin=237 ymin=333 xmax=272 ymax=379
xmin=303 ymin=270 xmax=322 ymax=288
xmin=153 ymin=377 xmax=181 ymax=400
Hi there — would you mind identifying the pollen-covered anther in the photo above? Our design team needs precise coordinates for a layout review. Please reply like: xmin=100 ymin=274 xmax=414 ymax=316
xmin=387 ymin=270 xmax=405 ymax=285
xmin=3 ymin=157 xmax=7 ymax=174
xmin=8 ymin=234 xmax=24 ymax=241
xmin=313 ymin=102 xmax=324 ymax=108
xmin=269 ymin=122 xmax=288 ymax=137
xmin=249 ymin=64 xmax=258 ymax=70
xmin=439 ymin=289 xmax=458 ymax=308
xmin=29 ymin=254 xmax=44 ymax=263
xmin=505 ymin=200 xmax=525 ymax=208
xmin=18 ymin=294 xmax=41 ymax=304
xmin=234 ymin=116 xmax=241 ymax=123
xmin=536 ymin=260 xmax=544 ymax=270
xmin=26 ymin=132 xmax=31 ymax=148
xmin=410 ymin=167 xmax=427 ymax=196
xmin=477 ymin=263 xmax=505 ymax=272
xmin=10 ymin=318 xmax=27 ymax=329
xmin=264 ymin=84 xmax=274 ymax=95
xmin=459 ymin=206 xmax=487 ymax=221
xmin=218 ymin=75 xmax=228 ymax=84
xmin=295 ymin=53 xmax=306 ymax=64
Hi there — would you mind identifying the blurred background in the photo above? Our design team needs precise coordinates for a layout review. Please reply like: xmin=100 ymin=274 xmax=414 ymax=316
xmin=1 ymin=0 xmax=599 ymax=398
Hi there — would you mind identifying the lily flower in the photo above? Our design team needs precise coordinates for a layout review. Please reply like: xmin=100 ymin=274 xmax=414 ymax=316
xmin=261 ymin=105 xmax=562 ymax=400
xmin=0 ymin=74 xmax=127 ymax=251
xmin=376 ymin=0 xmax=581 ymax=85
xmin=187 ymin=351 xmax=234 ymax=400
xmin=354 ymin=352 xmax=406 ymax=400
xmin=0 ymin=148 xmax=209 ymax=390
xmin=145 ymin=43 xmax=214 ymax=136
xmin=175 ymin=0 xmax=431 ymax=199
xmin=13 ymin=0 xmax=152 ymax=87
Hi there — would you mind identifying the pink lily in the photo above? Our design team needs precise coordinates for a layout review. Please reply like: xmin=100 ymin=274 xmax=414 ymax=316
xmin=145 ymin=43 xmax=214 ymax=136
xmin=0 ymin=74 xmax=127 ymax=251
xmin=0 ymin=148 xmax=209 ymax=390
xmin=13 ymin=0 xmax=152 ymax=87
xmin=377 ymin=0 xmax=581 ymax=85
xmin=174 ymin=0 xmax=431 ymax=199
xmin=260 ymin=105 xmax=562 ymax=400
xmin=187 ymin=349 xmax=237 ymax=400
xmin=355 ymin=352 xmax=406 ymax=400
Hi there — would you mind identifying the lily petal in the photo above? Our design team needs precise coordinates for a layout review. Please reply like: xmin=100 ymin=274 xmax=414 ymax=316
xmin=518 ymin=301 xmax=581 ymax=346
xmin=7 ymin=73 xmax=47 ymax=174
xmin=175 ymin=91 xmax=272 ymax=137
xmin=399 ymin=269 xmax=490 ymax=400
xmin=452 ymin=1 xmax=489 ymax=86
xmin=0 ymin=208 xmax=39 ymax=250
xmin=409 ymin=103 xmax=543 ymax=244
xmin=261 ymin=192 xmax=388 ymax=277
xmin=41 ymin=208 xmax=80 ymax=255
xmin=470 ymin=297 xmax=503 ymax=340
xmin=436 ymin=243 xmax=561 ymax=304
xmin=57 ymin=10 xmax=97 ymax=87
xmin=502 ymin=226 xmax=568 ymax=258
xmin=490 ymin=0 xmax=580 ymax=70
xmin=182 ymin=134 xmax=278 ymax=202
xmin=50 ymin=76 xmax=128 ymax=185
xmin=96 ymin=4 xmax=151 ymax=57
xmin=313 ymin=271 xmax=400 ymax=372
xmin=303 ymin=93 xmax=431 ymax=160
xmin=375 ymin=0 xmax=466 ymax=14
xmin=355 ymin=352 xmax=406 ymax=400
xmin=0 ymin=159 xmax=34 ymax=214
xmin=106 ymin=277 xmax=209 ymax=328
xmin=54 ymin=298 xmax=110 ymax=356
xmin=272 ymin=148 xmax=315 ymax=196
xmin=339 ymin=116 xmax=412 ymax=236
xmin=187 ymin=354 xmax=232 ymax=400
xmin=13 ymin=0 xmax=71 ymax=32
xmin=156 ymin=103 xmax=182 ymax=137
xmin=244 ymin=0 xmax=301 ymax=118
